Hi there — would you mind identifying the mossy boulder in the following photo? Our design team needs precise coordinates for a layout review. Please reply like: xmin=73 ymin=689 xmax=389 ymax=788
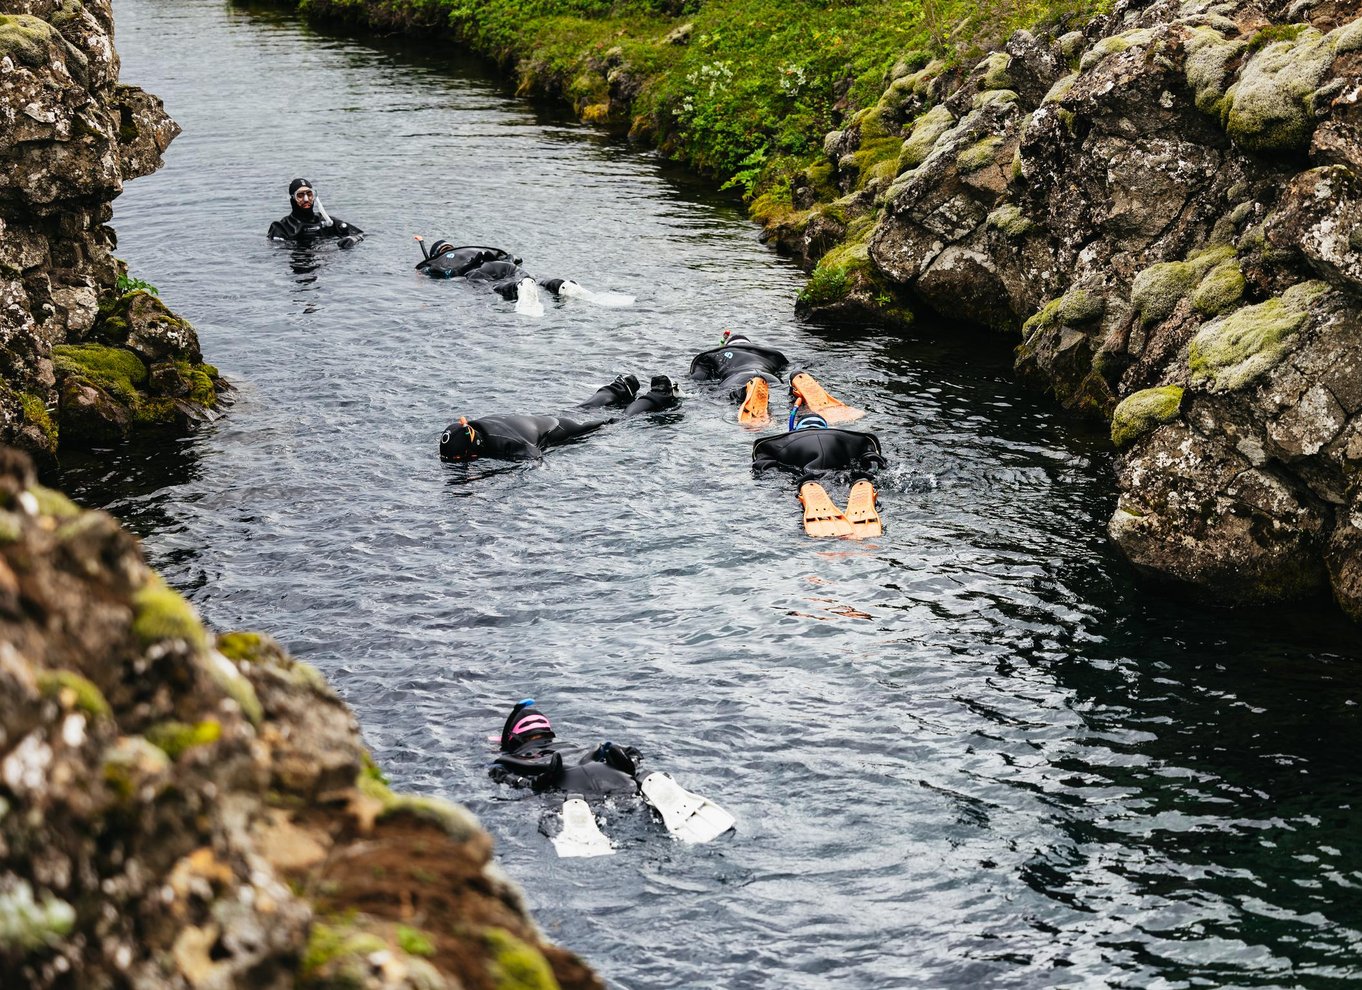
xmin=145 ymin=719 xmax=222 ymax=760
xmin=1191 ymin=259 xmax=1246 ymax=315
xmin=53 ymin=343 xmax=147 ymax=405
xmin=131 ymin=578 xmax=209 ymax=652
xmin=1130 ymin=245 xmax=1236 ymax=327
xmin=1184 ymin=26 xmax=1245 ymax=116
xmin=1222 ymin=27 xmax=1336 ymax=153
xmin=957 ymin=134 xmax=1004 ymax=173
xmin=1022 ymin=289 xmax=1105 ymax=337
xmin=36 ymin=669 xmax=111 ymax=718
xmin=1188 ymin=281 xmax=1329 ymax=392
xmin=0 ymin=13 xmax=59 ymax=67
xmin=898 ymin=105 xmax=955 ymax=172
xmin=985 ymin=203 xmax=1035 ymax=238
xmin=1078 ymin=27 xmax=1157 ymax=72
xmin=1111 ymin=386 xmax=1184 ymax=448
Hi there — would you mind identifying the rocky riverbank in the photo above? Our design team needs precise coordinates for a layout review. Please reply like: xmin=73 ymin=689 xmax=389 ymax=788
xmin=276 ymin=0 xmax=1362 ymax=620
xmin=1 ymin=0 xmax=223 ymax=465
xmin=779 ymin=0 xmax=1362 ymax=615
xmin=0 ymin=448 xmax=600 ymax=988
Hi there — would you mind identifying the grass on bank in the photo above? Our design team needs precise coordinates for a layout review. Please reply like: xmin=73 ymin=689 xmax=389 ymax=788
xmin=296 ymin=0 xmax=1111 ymax=196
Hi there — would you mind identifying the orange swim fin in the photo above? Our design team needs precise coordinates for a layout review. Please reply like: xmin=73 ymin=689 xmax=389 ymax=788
xmin=799 ymin=482 xmax=854 ymax=538
xmin=738 ymin=377 xmax=770 ymax=428
xmin=844 ymin=479 xmax=883 ymax=538
xmin=790 ymin=372 xmax=864 ymax=424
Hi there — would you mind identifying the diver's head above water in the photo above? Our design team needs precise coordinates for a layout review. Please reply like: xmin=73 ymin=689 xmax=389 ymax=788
xmin=500 ymin=699 xmax=554 ymax=751
xmin=288 ymin=177 xmax=318 ymax=220
xmin=440 ymin=416 xmax=483 ymax=462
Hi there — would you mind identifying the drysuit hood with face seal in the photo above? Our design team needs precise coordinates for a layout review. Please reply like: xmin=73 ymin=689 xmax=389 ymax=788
xmin=288 ymin=177 xmax=321 ymax=223
xmin=500 ymin=700 xmax=554 ymax=751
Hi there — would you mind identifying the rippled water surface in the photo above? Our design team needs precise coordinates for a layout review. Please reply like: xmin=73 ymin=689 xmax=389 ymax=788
xmin=63 ymin=0 xmax=1362 ymax=985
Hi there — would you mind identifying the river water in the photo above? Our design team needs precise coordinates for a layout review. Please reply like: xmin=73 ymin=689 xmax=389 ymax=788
xmin=61 ymin=0 xmax=1362 ymax=985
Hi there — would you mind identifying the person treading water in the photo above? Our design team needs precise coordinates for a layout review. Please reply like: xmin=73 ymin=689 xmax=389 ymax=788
xmin=266 ymin=178 xmax=363 ymax=247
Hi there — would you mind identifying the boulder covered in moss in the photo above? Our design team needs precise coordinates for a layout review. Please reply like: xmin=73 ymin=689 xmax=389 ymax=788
xmin=0 ymin=447 xmax=603 ymax=990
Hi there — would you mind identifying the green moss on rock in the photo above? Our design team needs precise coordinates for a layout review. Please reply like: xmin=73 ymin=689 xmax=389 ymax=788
xmin=957 ymin=134 xmax=1004 ymax=173
xmin=971 ymin=88 xmax=1018 ymax=111
xmin=52 ymin=344 xmax=148 ymax=405
xmin=483 ymin=928 xmax=559 ymax=990
xmin=27 ymin=485 xmax=81 ymax=520
xmin=300 ymin=920 xmax=389 ymax=984
xmin=1079 ymin=27 xmax=1156 ymax=72
xmin=216 ymin=631 xmax=265 ymax=662
xmin=131 ymin=580 xmax=208 ymax=652
xmin=0 ymin=13 xmax=57 ymax=67
xmin=1042 ymin=73 xmax=1076 ymax=105
xmin=19 ymin=393 xmax=56 ymax=446
xmin=145 ymin=719 xmax=222 ymax=760
xmin=1111 ymin=385 xmax=1184 ymax=447
xmin=1223 ymin=27 xmax=1335 ymax=153
xmin=986 ymin=204 xmax=1035 ymax=237
xmin=357 ymin=774 xmax=480 ymax=842
xmin=1184 ymin=26 xmax=1245 ymax=115
xmin=1191 ymin=258 xmax=1246 ymax=315
xmin=36 ymin=669 xmax=111 ymax=718
xmin=979 ymin=52 xmax=1013 ymax=91
xmin=1022 ymin=289 xmax=1105 ymax=337
xmin=1189 ymin=281 xmax=1329 ymax=392
xmin=898 ymin=104 xmax=955 ymax=171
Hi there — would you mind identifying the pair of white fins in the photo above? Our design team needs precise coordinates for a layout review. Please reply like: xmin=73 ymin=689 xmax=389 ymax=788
xmin=514 ymin=279 xmax=635 ymax=317
xmin=551 ymin=772 xmax=736 ymax=858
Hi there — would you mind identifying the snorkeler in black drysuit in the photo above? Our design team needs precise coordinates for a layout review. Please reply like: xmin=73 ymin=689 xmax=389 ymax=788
xmin=414 ymin=238 xmax=570 ymax=301
xmin=689 ymin=330 xmax=789 ymax=425
xmin=266 ymin=178 xmax=363 ymax=247
xmin=491 ymin=700 xmax=735 ymax=852
xmin=439 ymin=374 xmax=680 ymax=462
xmin=492 ymin=700 xmax=643 ymax=798
xmin=752 ymin=406 xmax=887 ymax=538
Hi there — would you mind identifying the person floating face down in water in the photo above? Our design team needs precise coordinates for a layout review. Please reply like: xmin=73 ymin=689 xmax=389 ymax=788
xmin=413 ymin=236 xmax=580 ymax=308
xmin=492 ymin=700 xmax=735 ymax=856
xmin=266 ymin=178 xmax=363 ymax=247
xmin=689 ymin=331 xmax=864 ymax=429
xmin=439 ymin=374 xmax=680 ymax=463
xmin=752 ymin=398 xmax=887 ymax=539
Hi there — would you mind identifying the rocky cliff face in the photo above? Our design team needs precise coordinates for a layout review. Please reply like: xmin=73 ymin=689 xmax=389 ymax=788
xmin=0 ymin=446 xmax=601 ymax=989
xmin=776 ymin=0 xmax=1362 ymax=619
xmin=1 ymin=0 xmax=222 ymax=465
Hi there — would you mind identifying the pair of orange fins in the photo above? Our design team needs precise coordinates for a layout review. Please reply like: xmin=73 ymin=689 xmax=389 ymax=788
xmin=738 ymin=373 xmax=866 ymax=428
xmin=799 ymin=480 xmax=883 ymax=539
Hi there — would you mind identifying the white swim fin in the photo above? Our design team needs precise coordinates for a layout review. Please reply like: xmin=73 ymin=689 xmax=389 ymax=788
xmin=552 ymin=797 xmax=615 ymax=858
xmin=556 ymin=280 xmax=635 ymax=307
xmin=639 ymin=771 xmax=735 ymax=844
xmin=515 ymin=278 xmax=545 ymax=317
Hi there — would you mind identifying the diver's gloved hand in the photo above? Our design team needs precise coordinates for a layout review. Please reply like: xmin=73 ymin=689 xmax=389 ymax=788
xmin=337 ymin=235 xmax=360 ymax=249
xmin=529 ymin=752 xmax=566 ymax=793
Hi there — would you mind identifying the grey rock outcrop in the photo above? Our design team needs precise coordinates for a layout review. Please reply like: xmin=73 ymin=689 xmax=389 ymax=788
xmin=780 ymin=0 xmax=1362 ymax=619
xmin=1 ymin=0 xmax=221 ymax=463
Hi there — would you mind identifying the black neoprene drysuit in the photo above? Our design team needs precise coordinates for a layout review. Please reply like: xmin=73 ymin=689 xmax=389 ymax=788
xmin=440 ymin=376 xmax=679 ymax=462
xmin=415 ymin=244 xmax=568 ymax=300
xmin=266 ymin=179 xmax=363 ymax=246
xmin=751 ymin=425 xmax=886 ymax=479
xmin=689 ymin=338 xmax=789 ymax=400
xmin=490 ymin=702 xmax=643 ymax=798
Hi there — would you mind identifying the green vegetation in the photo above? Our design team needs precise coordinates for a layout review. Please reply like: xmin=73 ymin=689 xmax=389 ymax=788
xmin=0 ymin=880 xmax=75 ymax=952
xmin=0 ymin=13 xmax=57 ymax=67
xmin=115 ymin=272 xmax=159 ymax=296
xmin=288 ymin=0 xmax=1111 ymax=197
xmin=1111 ymin=385 xmax=1183 ymax=447
xmin=357 ymin=773 xmax=481 ymax=841
xmin=52 ymin=344 xmax=148 ymax=406
xmin=1189 ymin=281 xmax=1328 ymax=393
xmin=36 ymin=669 xmax=111 ymax=718
xmin=145 ymin=719 xmax=222 ymax=760
xmin=396 ymin=924 xmax=436 ymax=958
xmin=131 ymin=578 xmax=209 ymax=651
xmin=483 ymin=927 xmax=559 ymax=990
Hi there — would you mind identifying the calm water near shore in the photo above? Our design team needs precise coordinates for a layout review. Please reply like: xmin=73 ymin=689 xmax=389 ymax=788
xmin=61 ymin=0 xmax=1362 ymax=985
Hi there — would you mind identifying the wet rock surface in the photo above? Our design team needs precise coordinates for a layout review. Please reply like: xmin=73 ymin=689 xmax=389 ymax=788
xmin=0 ymin=0 xmax=221 ymax=464
xmin=0 ymin=447 xmax=601 ymax=989
xmin=777 ymin=0 xmax=1362 ymax=618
